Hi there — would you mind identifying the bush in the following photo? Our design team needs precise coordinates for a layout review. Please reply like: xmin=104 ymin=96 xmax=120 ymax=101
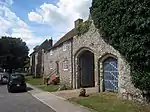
xmin=90 ymin=0 xmax=150 ymax=92
xmin=77 ymin=20 xmax=92 ymax=36
xmin=51 ymin=75 xmax=59 ymax=85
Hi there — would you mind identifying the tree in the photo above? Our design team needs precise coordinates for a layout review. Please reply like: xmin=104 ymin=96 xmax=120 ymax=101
xmin=0 ymin=36 xmax=29 ymax=72
xmin=90 ymin=0 xmax=150 ymax=92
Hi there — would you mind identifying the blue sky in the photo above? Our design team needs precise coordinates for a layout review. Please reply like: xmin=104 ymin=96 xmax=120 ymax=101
xmin=11 ymin=0 xmax=58 ymax=37
xmin=0 ymin=0 xmax=92 ymax=54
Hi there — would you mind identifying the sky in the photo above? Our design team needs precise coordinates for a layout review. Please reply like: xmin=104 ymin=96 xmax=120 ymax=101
xmin=0 ymin=0 xmax=92 ymax=54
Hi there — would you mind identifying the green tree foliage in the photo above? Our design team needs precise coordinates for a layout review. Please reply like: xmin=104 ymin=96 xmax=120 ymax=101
xmin=90 ymin=0 xmax=150 ymax=92
xmin=0 ymin=36 xmax=29 ymax=71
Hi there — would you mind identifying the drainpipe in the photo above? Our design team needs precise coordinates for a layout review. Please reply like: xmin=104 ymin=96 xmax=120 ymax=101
xmin=98 ymin=61 xmax=100 ymax=92
xmin=71 ymin=39 xmax=73 ymax=88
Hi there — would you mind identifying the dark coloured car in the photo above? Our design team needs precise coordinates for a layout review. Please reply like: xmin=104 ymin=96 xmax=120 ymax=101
xmin=7 ymin=73 xmax=27 ymax=92
xmin=0 ymin=72 xmax=9 ymax=84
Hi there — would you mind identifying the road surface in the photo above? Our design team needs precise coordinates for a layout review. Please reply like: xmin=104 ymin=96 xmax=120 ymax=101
xmin=0 ymin=85 xmax=55 ymax=112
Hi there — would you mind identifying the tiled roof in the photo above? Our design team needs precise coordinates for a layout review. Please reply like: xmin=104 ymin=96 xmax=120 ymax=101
xmin=51 ymin=28 xmax=77 ymax=49
xmin=30 ymin=39 xmax=52 ymax=56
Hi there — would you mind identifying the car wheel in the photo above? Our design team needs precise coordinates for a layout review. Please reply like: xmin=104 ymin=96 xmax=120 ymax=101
xmin=7 ymin=86 xmax=13 ymax=93
xmin=24 ymin=88 xmax=27 ymax=92
xmin=23 ymin=86 xmax=27 ymax=92
xmin=2 ymin=77 xmax=8 ymax=84
xmin=8 ymin=88 xmax=12 ymax=93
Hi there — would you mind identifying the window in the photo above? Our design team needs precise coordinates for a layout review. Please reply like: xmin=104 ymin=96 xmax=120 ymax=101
xmin=46 ymin=54 xmax=48 ymax=60
xmin=50 ymin=61 xmax=53 ymax=69
xmin=50 ymin=50 xmax=53 ymax=55
xmin=63 ymin=60 xmax=68 ymax=71
xmin=63 ymin=43 xmax=69 ymax=51
xmin=63 ymin=44 xmax=67 ymax=51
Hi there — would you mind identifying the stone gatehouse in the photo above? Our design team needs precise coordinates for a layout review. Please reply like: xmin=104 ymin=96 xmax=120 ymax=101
xmin=44 ymin=18 xmax=143 ymax=101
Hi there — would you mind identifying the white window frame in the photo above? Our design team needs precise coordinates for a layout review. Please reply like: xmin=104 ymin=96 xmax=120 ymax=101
xmin=50 ymin=61 xmax=53 ymax=70
xmin=63 ymin=43 xmax=67 ymax=51
xmin=63 ymin=60 xmax=68 ymax=71
xmin=50 ymin=50 xmax=53 ymax=55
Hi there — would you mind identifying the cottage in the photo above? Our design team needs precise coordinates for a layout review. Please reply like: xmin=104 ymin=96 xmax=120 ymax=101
xmin=44 ymin=18 xmax=143 ymax=101
xmin=30 ymin=39 xmax=53 ymax=77
xmin=44 ymin=27 xmax=77 ymax=85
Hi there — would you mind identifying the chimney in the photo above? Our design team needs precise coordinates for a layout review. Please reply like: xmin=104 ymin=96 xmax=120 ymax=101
xmin=49 ymin=37 xmax=53 ymax=47
xmin=74 ymin=18 xmax=83 ymax=28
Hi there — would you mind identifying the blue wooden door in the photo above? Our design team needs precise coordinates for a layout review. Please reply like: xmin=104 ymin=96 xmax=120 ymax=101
xmin=103 ymin=57 xmax=118 ymax=92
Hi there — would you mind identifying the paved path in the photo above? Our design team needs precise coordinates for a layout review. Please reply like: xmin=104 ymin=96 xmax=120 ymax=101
xmin=27 ymin=84 xmax=95 ymax=112
xmin=0 ymin=85 xmax=55 ymax=112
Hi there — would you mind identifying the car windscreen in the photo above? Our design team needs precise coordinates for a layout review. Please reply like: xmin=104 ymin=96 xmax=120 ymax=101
xmin=3 ymin=73 xmax=9 ymax=77
xmin=11 ymin=74 xmax=25 ymax=82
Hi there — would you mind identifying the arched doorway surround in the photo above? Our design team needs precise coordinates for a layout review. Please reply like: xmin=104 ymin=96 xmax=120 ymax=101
xmin=98 ymin=53 xmax=118 ymax=92
xmin=74 ymin=47 xmax=95 ymax=88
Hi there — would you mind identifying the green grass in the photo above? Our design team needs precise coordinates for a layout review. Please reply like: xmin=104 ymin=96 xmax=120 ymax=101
xmin=39 ymin=85 xmax=60 ymax=92
xmin=69 ymin=93 xmax=150 ymax=112
xmin=25 ymin=76 xmax=43 ymax=85
xmin=25 ymin=76 xmax=59 ymax=92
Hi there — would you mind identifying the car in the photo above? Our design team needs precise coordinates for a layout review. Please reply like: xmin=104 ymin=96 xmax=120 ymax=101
xmin=0 ymin=72 xmax=9 ymax=84
xmin=15 ymin=72 xmax=28 ymax=76
xmin=1 ymin=72 xmax=9 ymax=84
xmin=7 ymin=73 xmax=27 ymax=93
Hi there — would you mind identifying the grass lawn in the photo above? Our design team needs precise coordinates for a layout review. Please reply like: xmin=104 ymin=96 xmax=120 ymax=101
xmin=69 ymin=92 xmax=150 ymax=112
xmin=25 ymin=76 xmax=59 ymax=92
xmin=39 ymin=85 xmax=60 ymax=92
xmin=25 ymin=76 xmax=43 ymax=85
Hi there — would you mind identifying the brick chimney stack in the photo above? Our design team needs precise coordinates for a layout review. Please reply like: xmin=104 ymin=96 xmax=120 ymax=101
xmin=49 ymin=37 xmax=53 ymax=47
xmin=74 ymin=18 xmax=83 ymax=28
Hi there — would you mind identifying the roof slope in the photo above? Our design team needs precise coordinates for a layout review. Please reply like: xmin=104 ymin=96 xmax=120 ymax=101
xmin=52 ymin=28 xmax=77 ymax=49
xmin=30 ymin=39 xmax=52 ymax=56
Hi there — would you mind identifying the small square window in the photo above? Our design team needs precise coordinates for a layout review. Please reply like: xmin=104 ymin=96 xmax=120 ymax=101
xmin=63 ymin=43 xmax=69 ymax=51
xmin=50 ymin=61 xmax=53 ymax=69
xmin=63 ymin=60 xmax=68 ymax=71
xmin=50 ymin=50 xmax=53 ymax=55
xmin=63 ymin=44 xmax=67 ymax=51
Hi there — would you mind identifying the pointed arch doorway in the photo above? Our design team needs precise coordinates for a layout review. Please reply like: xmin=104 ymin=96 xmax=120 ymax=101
xmin=75 ymin=48 xmax=95 ymax=88
xmin=99 ymin=54 xmax=118 ymax=92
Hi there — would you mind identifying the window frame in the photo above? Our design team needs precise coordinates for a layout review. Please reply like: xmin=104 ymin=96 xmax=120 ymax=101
xmin=50 ymin=50 xmax=53 ymax=55
xmin=50 ymin=61 xmax=53 ymax=70
xmin=63 ymin=42 xmax=68 ymax=51
xmin=63 ymin=60 xmax=69 ymax=71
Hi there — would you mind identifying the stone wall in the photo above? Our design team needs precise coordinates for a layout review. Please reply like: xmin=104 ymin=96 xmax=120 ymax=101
xmin=72 ymin=21 xmax=143 ymax=101
xmin=30 ymin=39 xmax=53 ymax=78
xmin=35 ymin=52 xmax=38 ymax=77
xmin=43 ymin=20 xmax=144 ymax=102
xmin=44 ymin=40 xmax=73 ymax=87
xmin=29 ymin=55 xmax=32 ymax=74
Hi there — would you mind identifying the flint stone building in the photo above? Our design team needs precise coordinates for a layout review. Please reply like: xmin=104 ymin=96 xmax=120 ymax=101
xmin=44 ymin=18 xmax=143 ymax=102
xmin=30 ymin=39 xmax=53 ymax=77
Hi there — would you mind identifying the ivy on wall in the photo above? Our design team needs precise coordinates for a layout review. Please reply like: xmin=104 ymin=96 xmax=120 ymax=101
xmin=90 ymin=0 xmax=150 ymax=93
xmin=77 ymin=20 xmax=92 ymax=36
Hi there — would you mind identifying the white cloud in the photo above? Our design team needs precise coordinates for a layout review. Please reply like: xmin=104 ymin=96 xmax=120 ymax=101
xmin=0 ymin=0 xmax=47 ymax=54
xmin=0 ymin=0 xmax=13 ymax=6
xmin=0 ymin=0 xmax=92 ymax=55
xmin=28 ymin=0 xmax=92 ymax=32
xmin=28 ymin=12 xmax=42 ymax=23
